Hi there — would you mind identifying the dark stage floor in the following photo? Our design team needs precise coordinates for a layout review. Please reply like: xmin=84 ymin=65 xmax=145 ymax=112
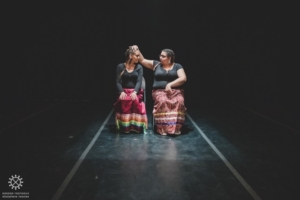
xmin=1 ymin=99 xmax=299 ymax=200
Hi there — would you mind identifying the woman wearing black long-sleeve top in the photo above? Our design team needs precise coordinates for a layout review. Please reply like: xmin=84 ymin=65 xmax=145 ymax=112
xmin=113 ymin=46 xmax=148 ymax=133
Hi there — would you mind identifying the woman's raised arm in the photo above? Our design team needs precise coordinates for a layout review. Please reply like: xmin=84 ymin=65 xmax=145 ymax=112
xmin=132 ymin=45 xmax=154 ymax=70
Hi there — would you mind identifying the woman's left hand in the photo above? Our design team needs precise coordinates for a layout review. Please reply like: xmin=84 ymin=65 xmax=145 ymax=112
xmin=130 ymin=91 xmax=137 ymax=100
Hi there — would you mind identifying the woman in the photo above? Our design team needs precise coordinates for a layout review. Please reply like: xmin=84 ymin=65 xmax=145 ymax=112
xmin=133 ymin=45 xmax=187 ymax=136
xmin=114 ymin=46 xmax=148 ymax=133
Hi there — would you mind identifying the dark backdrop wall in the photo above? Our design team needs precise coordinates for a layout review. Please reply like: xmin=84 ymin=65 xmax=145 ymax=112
xmin=3 ymin=1 xmax=299 ymax=128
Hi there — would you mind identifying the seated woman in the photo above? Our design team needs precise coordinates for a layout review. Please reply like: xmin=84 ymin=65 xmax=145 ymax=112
xmin=114 ymin=46 xmax=148 ymax=133
xmin=133 ymin=45 xmax=187 ymax=135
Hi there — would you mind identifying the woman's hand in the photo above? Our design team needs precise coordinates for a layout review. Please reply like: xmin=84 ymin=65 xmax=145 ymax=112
xmin=119 ymin=92 xmax=127 ymax=100
xmin=130 ymin=91 xmax=137 ymax=100
xmin=131 ymin=45 xmax=139 ymax=51
xmin=165 ymin=83 xmax=172 ymax=95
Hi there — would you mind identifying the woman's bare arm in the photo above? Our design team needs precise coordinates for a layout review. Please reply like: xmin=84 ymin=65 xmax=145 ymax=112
xmin=165 ymin=68 xmax=187 ymax=92
xmin=132 ymin=45 xmax=154 ymax=70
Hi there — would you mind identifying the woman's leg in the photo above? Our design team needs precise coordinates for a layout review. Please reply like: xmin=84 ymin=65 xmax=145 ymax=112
xmin=114 ymin=88 xmax=147 ymax=133
xmin=152 ymin=89 xmax=186 ymax=135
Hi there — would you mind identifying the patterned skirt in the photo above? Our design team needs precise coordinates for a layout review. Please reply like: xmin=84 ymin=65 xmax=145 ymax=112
xmin=152 ymin=89 xmax=186 ymax=135
xmin=114 ymin=88 xmax=147 ymax=133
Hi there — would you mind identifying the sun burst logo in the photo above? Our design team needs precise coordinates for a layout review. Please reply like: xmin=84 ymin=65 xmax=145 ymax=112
xmin=8 ymin=175 xmax=23 ymax=190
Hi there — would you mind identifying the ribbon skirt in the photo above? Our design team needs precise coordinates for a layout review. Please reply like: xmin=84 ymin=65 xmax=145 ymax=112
xmin=114 ymin=88 xmax=147 ymax=133
xmin=152 ymin=89 xmax=186 ymax=135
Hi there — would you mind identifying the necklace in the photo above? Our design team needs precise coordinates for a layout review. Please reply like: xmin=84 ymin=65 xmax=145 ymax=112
xmin=162 ymin=64 xmax=174 ymax=72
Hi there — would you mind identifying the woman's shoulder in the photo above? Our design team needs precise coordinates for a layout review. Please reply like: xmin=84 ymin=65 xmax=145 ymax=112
xmin=117 ymin=63 xmax=125 ymax=68
xmin=153 ymin=60 xmax=161 ymax=71
xmin=174 ymin=63 xmax=183 ymax=69
xmin=136 ymin=64 xmax=143 ymax=69
xmin=153 ymin=60 xmax=160 ymax=66
xmin=116 ymin=63 xmax=125 ymax=72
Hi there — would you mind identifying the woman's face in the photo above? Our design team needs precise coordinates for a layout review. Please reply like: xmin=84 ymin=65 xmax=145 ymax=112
xmin=159 ymin=51 xmax=170 ymax=65
xmin=130 ymin=51 xmax=140 ymax=64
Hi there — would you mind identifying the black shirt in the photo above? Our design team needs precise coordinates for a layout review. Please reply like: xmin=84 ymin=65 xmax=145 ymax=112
xmin=116 ymin=63 xmax=143 ymax=93
xmin=152 ymin=60 xmax=183 ymax=89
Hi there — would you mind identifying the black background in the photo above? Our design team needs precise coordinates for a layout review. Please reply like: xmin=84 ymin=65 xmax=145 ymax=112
xmin=2 ymin=0 xmax=299 ymax=129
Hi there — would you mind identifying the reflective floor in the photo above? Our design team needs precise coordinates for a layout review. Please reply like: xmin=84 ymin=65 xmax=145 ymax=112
xmin=1 ymin=99 xmax=299 ymax=200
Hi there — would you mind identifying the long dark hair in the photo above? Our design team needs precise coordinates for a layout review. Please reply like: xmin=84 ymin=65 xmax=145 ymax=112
xmin=162 ymin=49 xmax=175 ymax=64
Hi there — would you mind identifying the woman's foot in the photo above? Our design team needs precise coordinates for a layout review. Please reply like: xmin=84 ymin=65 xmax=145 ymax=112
xmin=174 ymin=131 xmax=181 ymax=135
xmin=161 ymin=133 xmax=167 ymax=136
